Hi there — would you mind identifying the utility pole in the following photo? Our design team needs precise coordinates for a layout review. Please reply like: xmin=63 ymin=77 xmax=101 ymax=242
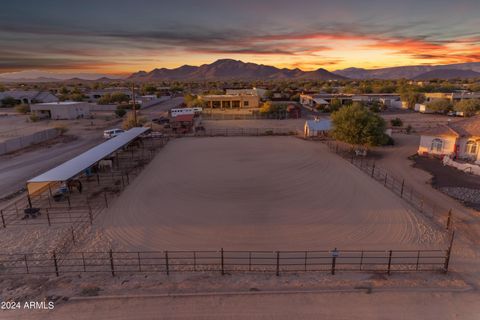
xmin=132 ymin=82 xmax=137 ymax=126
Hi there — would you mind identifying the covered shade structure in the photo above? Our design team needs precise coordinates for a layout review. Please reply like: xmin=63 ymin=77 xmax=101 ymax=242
xmin=27 ymin=127 xmax=150 ymax=196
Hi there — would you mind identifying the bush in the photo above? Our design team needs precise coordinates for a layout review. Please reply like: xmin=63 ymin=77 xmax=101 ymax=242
xmin=122 ymin=112 xmax=147 ymax=129
xmin=54 ymin=124 xmax=68 ymax=135
xmin=29 ymin=114 xmax=39 ymax=122
xmin=405 ymin=124 xmax=413 ymax=134
xmin=115 ymin=108 xmax=127 ymax=118
xmin=390 ymin=117 xmax=403 ymax=127
xmin=15 ymin=104 xmax=30 ymax=114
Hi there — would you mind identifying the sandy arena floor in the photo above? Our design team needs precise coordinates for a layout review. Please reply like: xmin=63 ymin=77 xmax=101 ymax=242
xmin=96 ymin=137 xmax=444 ymax=251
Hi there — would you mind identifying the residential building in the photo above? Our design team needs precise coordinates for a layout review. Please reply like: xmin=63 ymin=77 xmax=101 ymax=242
xmin=0 ymin=90 xmax=58 ymax=105
xmin=424 ymin=92 xmax=480 ymax=103
xmin=199 ymin=93 xmax=260 ymax=108
xmin=300 ymin=93 xmax=400 ymax=109
xmin=31 ymin=102 xmax=92 ymax=120
xmin=225 ymin=87 xmax=267 ymax=99
xmin=417 ymin=116 xmax=480 ymax=163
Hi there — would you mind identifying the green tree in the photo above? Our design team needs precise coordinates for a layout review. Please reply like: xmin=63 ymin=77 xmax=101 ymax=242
xmin=400 ymin=90 xmax=425 ymax=109
xmin=1 ymin=96 xmax=18 ymax=107
xmin=331 ymin=103 xmax=388 ymax=147
xmin=427 ymin=99 xmax=452 ymax=113
xmin=454 ymin=99 xmax=480 ymax=116
xmin=329 ymin=98 xmax=342 ymax=112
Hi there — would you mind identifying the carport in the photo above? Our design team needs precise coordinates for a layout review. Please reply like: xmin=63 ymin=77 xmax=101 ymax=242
xmin=26 ymin=127 xmax=150 ymax=200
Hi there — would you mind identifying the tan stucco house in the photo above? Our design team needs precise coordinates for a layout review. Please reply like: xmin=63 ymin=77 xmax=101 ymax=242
xmin=417 ymin=116 xmax=480 ymax=163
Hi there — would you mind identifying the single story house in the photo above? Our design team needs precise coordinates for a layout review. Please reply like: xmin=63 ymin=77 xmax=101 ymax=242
xmin=199 ymin=93 xmax=260 ymax=108
xmin=31 ymin=102 xmax=92 ymax=120
xmin=0 ymin=90 xmax=58 ymax=105
xmin=225 ymin=87 xmax=267 ymax=99
xmin=304 ymin=118 xmax=332 ymax=137
xmin=417 ymin=116 xmax=480 ymax=163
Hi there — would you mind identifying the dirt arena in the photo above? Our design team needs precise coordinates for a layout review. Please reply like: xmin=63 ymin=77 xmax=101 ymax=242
xmin=96 ymin=137 xmax=445 ymax=251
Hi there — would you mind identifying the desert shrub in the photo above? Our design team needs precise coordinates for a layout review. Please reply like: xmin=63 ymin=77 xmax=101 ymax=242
xmin=122 ymin=112 xmax=147 ymax=129
xmin=54 ymin=124 xmax=68 ymax=135
xmin=80 ymin=286 xmax=100 ymax=297
xmin=390 ymin=117 xmax=403 ymax=127
xmin=115 ymin=107 xmax=127 ymax=118
xmin=29 ymin=114 xmax=39 ymax=122
xmin=15 ymin=104 xmax=30 ymax=114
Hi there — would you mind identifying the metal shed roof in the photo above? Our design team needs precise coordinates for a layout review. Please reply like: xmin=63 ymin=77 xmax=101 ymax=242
xmin=305 ymin=119 xmax=332 ymax=131
xmin=27 ymin=127 xmax=149 ymax=183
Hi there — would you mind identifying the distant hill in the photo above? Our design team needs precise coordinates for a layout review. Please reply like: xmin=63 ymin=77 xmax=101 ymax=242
xmin=334 ymin=62 xmax=480 ymax=79
xmin=128 ymin=59 xmax=346 ymax=81
xmin=413 ymin=69 xmax=480 ymax=80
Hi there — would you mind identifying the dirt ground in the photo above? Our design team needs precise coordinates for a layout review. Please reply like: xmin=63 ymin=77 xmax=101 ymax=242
xmin=202 ymin=119 xmax=307 ymax=131
xmin=94 ymin=136 xmax=445 ymax=251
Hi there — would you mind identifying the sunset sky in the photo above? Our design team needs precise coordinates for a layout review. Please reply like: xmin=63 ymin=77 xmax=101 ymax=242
xmin=1 ymin=0 xmax=479 ymax=77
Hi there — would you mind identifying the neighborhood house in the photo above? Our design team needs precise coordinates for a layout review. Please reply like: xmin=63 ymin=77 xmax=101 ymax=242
xmin=417 ymin=116 xmax=480 ymax=163
xmin=31 ymin=102 xmax=92 ymax=120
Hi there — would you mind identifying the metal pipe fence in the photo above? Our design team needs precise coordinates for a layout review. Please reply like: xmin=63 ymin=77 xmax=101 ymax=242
xmin=192 ymin=127 xmax=299 ymax=137
xmin=325 ymin=141 xmax=453 ymax=230
xmin=0 ymin=248 xmax=451 ymax=277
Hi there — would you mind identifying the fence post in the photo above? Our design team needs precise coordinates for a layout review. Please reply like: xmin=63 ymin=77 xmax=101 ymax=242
xmin=46 ymin=208 xmax=51 ymax=226
xmin=137 ymin=252 xmax=141 ymax=272
xmin=360 ymin=251 xmax=364 ymax=271
xmin=331 ymin=248 xmax=338 ymax=275
xmin=193 ymin=251 xmax=196 ymax=272
xmin=387 ymin=250 xmax=393 ymax=275
xmin=82 ymin=252 xmax=86 ymax=272
xmin=52 ymin=251 xmax=59 ymax=277
xmin=249 ymin=252 xmax=252 ymax=271
xmin=304 ymin=251 xmax=308 ymax=272
xmin=24 ymin=254 xmax=29 ymax=274
xmin=384 ymin=173 xmax=388 ymax=186
xmin=444 ymin=231 xmax=455 ymax=273
xmin=400 ymin=179 xmax=405 ymax=197
xmin=104 ymin=192 xmax=108 ymax=208
xmin=1 ymin=210 xmax=5 ymax=228
xmin=371 ymin=163 xmax=375 ymax=178
xmin=446 ymin=209 xmax=453 ymax=230
xmin=71 ymin=226 xmax=76 ymax=245
xmin=221 ymin=248 xmax=225 ymax=275
xmin=109 ymin=250 xmax=115 ymax=277
xmin=416 ymin=250 xmax=420 ymax=271
xmin=276 ymin=251 xmax=280 ymax=276
xmin=165 ymin=251 xmax=169 ymax=275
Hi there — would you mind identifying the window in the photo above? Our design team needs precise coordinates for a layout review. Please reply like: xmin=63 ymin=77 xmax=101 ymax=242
xmin=465 ymin=140 xmax=478 ymax=155
xmin=430 ymin=138 xmax=443 ymax=153
xmin=243 ymin=101 xmax=249 ymax=107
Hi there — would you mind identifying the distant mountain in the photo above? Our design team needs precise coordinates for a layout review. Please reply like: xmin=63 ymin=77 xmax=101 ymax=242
xmin=413 ymin=69 xmax=480 ymax=80
xmin=0 ymin=70 xmax=123 ymax=82
xmin=334 ymin=62 xmax=480 ymax=79
xmin=128 ymin=59 xmax=346 ymax=81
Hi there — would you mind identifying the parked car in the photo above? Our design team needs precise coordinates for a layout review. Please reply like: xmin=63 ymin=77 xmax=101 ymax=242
xmin=103 ymin=128 xmax=124 ymax=139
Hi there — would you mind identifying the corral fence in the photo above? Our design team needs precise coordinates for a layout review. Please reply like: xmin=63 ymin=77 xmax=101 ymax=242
xmin=201 ymin=112 xmax=300 ymax=120
xmin=0 ymin=136 xmax=169 ymax=228
xmin=325 ymin=141 xmax=454 ymax=231
xmin=192 ymin=127 xmax=299 ymax=137
xmin=0 ymin=245 xmax=454 ymax=277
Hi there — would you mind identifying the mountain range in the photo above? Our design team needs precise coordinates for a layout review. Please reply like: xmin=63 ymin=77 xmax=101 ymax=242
xmin=333 ymin=62 xmax=480 ymax=79
xmin=128 ymin=59 xmax=346 ymax=81
xmin=2 ymin=60 xmax=480 ymax=82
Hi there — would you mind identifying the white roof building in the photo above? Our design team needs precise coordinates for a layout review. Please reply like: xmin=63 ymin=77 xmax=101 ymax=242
xmin=31 ymin=101 xmax=92 ymax=120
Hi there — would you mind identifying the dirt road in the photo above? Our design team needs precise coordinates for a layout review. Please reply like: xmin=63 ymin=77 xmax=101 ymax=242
xmin=5 ymin=290 xmax=479 ymax=320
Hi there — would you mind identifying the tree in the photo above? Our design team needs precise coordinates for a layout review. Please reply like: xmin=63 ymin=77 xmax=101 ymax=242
xmin=400 ymin=90 xmax=425 ymax=109
xmin=1 ymin=96 xmax=18 ymax=107
xmin=426 ymin=99 xmax=452 ymax=113
xmin=329 ymin=98 xmax=342 ymax=112
xmin=122 ymin=112 xmax=147 ymax=129
xmin=454 ymin=99 xmax=480 ymax=116
xmin=115 ymin=107 xmax=127 ymax=118
xmin=331 ymin=103 xmax=388 ymax=147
